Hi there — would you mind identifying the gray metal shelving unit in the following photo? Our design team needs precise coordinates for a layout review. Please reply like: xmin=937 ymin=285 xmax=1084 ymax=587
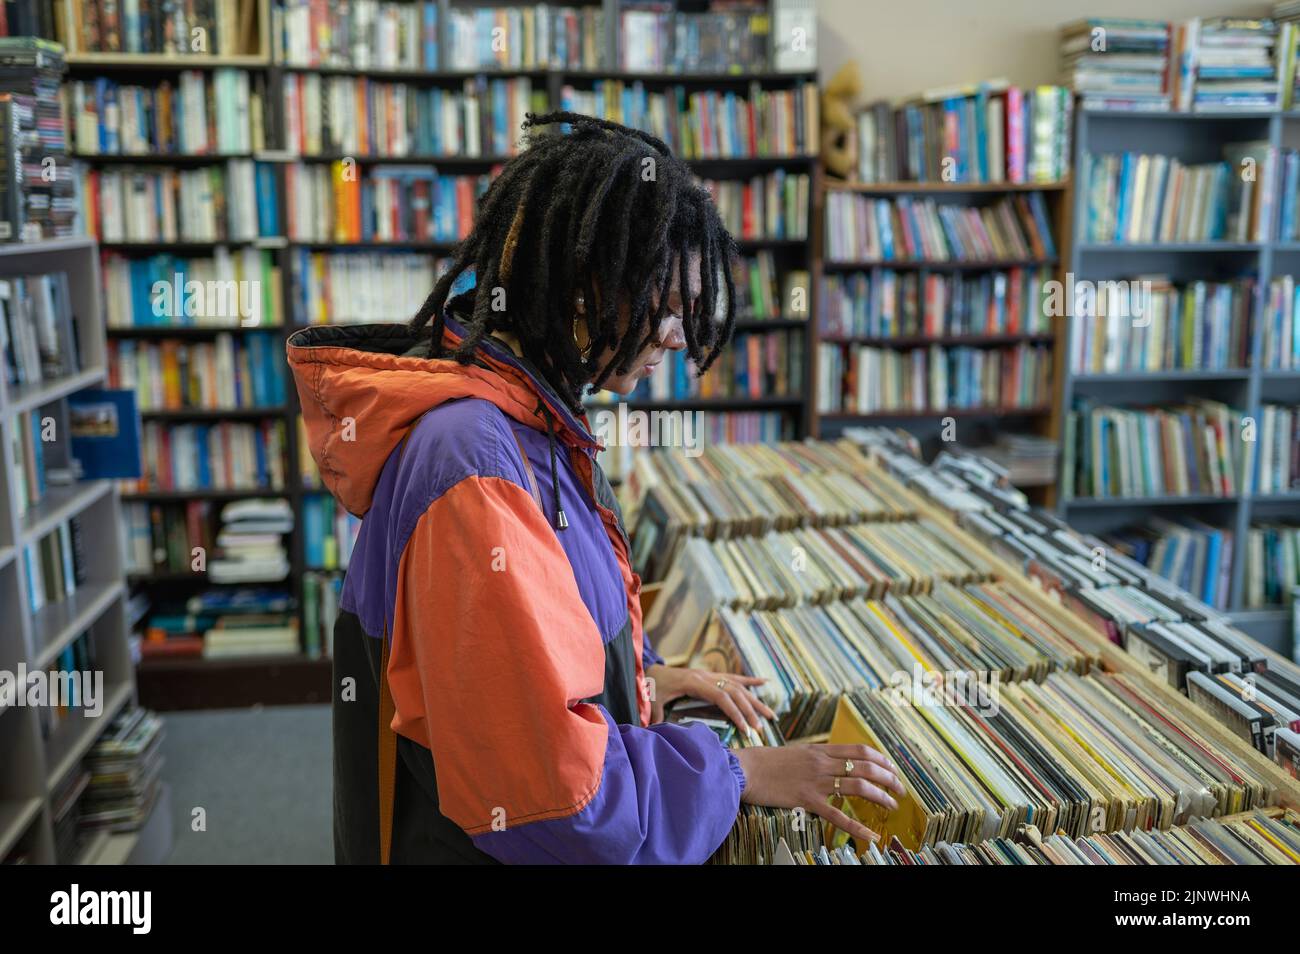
xmin=1059 ymin=109 xmax=1300 ymax=657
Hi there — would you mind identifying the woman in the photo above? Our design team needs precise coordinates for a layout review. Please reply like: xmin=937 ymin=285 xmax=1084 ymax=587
xmin=288 ymin=112 xmax=903 ymax=864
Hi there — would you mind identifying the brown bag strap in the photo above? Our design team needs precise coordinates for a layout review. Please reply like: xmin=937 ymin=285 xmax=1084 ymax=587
xmin=377 ymin=421 xmax=540 ymax=863
xmin=509 ymin=427 xmax=546 ymax=514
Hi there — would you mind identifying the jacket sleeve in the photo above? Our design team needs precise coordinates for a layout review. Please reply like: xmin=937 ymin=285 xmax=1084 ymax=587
xmin=387 ymin=473 xmax=745 ymax=864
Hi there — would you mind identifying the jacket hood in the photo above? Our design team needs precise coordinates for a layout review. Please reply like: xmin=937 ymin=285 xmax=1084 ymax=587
xmin=287 ymin=318 xmax=600 ymax=517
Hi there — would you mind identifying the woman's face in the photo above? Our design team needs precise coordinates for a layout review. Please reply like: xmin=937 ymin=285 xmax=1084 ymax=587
xmin=592 ymin=251 xmax=700 ymax=395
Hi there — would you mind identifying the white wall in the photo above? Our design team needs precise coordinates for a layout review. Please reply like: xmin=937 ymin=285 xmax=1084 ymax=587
xmin=817 ymin=0 xmax=1272 ymax=102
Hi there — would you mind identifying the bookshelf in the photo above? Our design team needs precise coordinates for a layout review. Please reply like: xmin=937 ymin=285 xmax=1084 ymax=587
xmin=809 ymin=175 xmax=1072 ymax=504
xmin=0 ymin=237 xmax=168 ymax=865
xmin=60 ymin=0 xmax=820 ymax=705
xmin=1057 ymin=108 xmax=1300 ymax=657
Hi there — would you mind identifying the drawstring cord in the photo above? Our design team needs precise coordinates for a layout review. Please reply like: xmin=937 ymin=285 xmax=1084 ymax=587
xmin=537 ymin=402 xmax=569 ymax=531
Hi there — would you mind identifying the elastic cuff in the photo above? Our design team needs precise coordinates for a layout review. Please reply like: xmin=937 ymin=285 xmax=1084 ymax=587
xmin=726 ymin=748 xmax=747 ymax=797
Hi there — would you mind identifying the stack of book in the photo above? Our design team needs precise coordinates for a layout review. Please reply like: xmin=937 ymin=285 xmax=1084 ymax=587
xmin=446 ymin=4 xmax=604 ymax=71
xmin=824 ymin=193 xmax=1055 ymax=264
xmin=1059 ymin=18 xmax=1172 ymax=112
xmin=285 ymin=162 xmax=491 ymax=244
xmin=1263 ymin=276 xmax=1300 ymax=370
xmin=0 ymin=38 xmax=74 ymax=241
xmin=273 ymin=0 xmax=441 ymax=69
xmin=854 ymin=82 xmax=1072 ymax=184
xmin=819 ymin=341 xmax=1051 ymax=416
xmin=955 ymin=433 xmax=1059 ymax=489
xmin=102 ymin=249 xmax=283 ymax=329
xmin=1082 ymin=151 xmax=1233 ymax=244
xmin=1257 ymin=403 xmax=1300 ymax=494
xmin=291 ymin=250 xmax=449 ymax=326
xmin=282 ymin=74 xmax=541 ymax=158
xmin=1180 ymin=17 xmax=1280 ymax=112
xmin=108 ymin=331 xmax=286 ymax=411
xmin=701 ymin=171 xmax=809 ymax=240
xmin=1103 ymin=518 xmax=1235 ymax=611
xmin=208 ymin=498 xmax=292 ymax=585
xmin=820 ymin=267 xmax=1053 ymax=340
xmin=1069 ymin=277 xmax=1254 ymax=373
xmin=557 ymin=80 xmax=819 ymax=158
xmin=78 ymin=708 xmax=165 ymax=836
xmin=0 ymin=271 xmax=79 ymax=388
xmin=618 ymin=3 xmax=773 ymax=73
xmin=67 ymin=70 xmax=264 ymax=156
xmin=50 ymin=766 xmax=91 ymax=864
xmin=140 ymin=587 xmax=298 ymax=660
xmin=1063 ymin=398 xmax=1249 ymax=500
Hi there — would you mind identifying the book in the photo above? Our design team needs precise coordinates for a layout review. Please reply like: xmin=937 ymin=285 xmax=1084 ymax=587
xmin=282 ymin=74 xmax=542 ymax=158
xmin=285 ymin=162 xmax=490 ymax=244
xmin=618 ymin=4 xmax=769 ymax=73
xmin=0 ymin=271 xmax=79 ymax=387
xmin=67 ymin=69 xmax=263 ymax=156
xmin=108 ymin=331 xmax=286 ymax=410
xmin=825 ymin=192 xmax=1055 ymax=263
xmin=820 ymin=266 xmax=1053 ymax=340
xmin=102 ymin=248 xmax=282 ymax=329
xmin=817 ymin=341 xmax=1051 ymax=415
xmin=125 ymin=418 xmax=287 ymax=493
xmin=854 ymin=83 xmax=1072 ymax=184
xmin=67 ymin=388 xmax=143 ymax=480
xmin=273 ymin=0 xmax=441 ymax=70
xmin=1069 ymin=276 xmax=1253 ymax=373
xmin=1261 ymin=276 xmax=1300 ymax=370
xmin=291 ymin=250 xmax=450 ymax=326
xmin=699 ymin=171 xmax=809 ymax=240
xmin=1064 ymin=397 xmax=1249 ymax=500
xmin=1059 ymin=18 xmax=1172 ymax=112
xmin=446 ymin=4 xmax=604 ymax=71
xmin=557 ymin=80 xmax=819 ymax=159
xmin=86 ymin=160 xmax=275 ymax=243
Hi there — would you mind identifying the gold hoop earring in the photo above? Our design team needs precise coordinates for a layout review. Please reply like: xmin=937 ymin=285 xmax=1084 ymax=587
xmin=573 ymin=316 xmax=593 ymax=363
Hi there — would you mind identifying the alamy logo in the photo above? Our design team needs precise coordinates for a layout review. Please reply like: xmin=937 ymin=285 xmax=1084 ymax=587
xmin=0 ymin=665 xmax=103 ymax=717
xmin=50 ymin=884 xmax=151 ymax=934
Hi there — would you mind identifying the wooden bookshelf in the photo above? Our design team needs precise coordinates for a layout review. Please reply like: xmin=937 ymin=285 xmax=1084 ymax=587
xmin=1058 ymin=108 xmax=1300 ymax=657
xmin=0 ymin=238 xmax=165 ymax=865
xmin=810 ymin=168 xmax=1073 ymax=508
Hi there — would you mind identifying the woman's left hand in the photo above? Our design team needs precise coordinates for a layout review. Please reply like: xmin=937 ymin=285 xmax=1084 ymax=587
xmin=645 ymin=664 xmax=775 ymax=739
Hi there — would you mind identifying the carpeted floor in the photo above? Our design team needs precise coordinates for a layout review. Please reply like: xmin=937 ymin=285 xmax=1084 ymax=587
xmin=159 ymin=704 xmax=332 ymax=864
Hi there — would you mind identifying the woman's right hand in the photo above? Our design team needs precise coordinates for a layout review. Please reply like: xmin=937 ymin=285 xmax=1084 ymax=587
xmin=733 ymin=743 xmax=904 ymax=844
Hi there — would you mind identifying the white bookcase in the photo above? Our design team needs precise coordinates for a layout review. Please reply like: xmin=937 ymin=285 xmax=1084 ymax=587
xmin=0 ymin=237 xmax=167 ymax=865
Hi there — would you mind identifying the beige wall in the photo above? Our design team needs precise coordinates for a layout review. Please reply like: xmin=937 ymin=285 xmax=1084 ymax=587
xmin=818 ymin=0 xmax=1272 ymax=102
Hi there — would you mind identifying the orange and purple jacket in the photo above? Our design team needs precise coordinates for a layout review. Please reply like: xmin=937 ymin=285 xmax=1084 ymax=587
xmin=287 ymin=315 xmax=745 ymax=864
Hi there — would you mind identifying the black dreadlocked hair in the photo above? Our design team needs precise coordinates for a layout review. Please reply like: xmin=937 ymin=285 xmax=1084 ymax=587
xmin=408 ymin=110 xmax=738 ymax=414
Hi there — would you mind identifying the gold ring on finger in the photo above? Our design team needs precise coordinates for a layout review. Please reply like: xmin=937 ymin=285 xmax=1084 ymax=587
xmin=844 ymin=759 xmax=854 ymax=775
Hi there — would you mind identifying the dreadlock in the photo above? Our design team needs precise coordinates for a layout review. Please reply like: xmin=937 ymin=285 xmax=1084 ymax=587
xmin=408 ymin=110 xmax=738 ymax=414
